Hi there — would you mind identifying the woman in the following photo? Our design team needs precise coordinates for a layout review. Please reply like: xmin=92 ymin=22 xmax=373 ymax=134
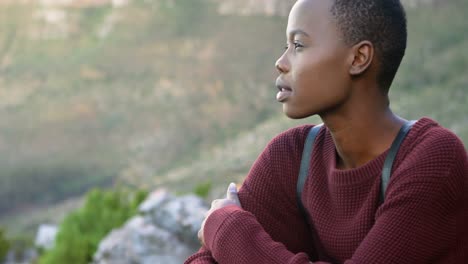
xmin=185 ymin=0 xmax=468 ymax=263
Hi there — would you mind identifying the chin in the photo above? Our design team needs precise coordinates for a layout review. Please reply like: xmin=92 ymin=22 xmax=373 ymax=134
xmin=283 ymin=105 xmax=313 ymax=119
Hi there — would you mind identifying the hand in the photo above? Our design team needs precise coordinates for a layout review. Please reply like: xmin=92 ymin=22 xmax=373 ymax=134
xmin=198 ymin=182 xmax=242 ymax=246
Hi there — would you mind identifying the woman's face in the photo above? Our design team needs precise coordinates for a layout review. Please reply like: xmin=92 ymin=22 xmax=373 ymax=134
xmin=275 ymin=0 xmax=352 ymax=119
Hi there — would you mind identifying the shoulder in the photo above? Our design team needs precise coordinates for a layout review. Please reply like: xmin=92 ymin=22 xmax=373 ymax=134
xmin=265 ymin=124 xmax=315 ymax=157
xmin=392 ymin=117 xmax=467 ymax=193
xmin=240 ymin=124 xmax=319 ymax=208
xmin=401 ymin=117 xmax=466 ymax=166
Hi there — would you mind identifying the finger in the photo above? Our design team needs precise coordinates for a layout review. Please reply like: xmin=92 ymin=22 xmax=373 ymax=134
xmin=198 ymin=220 xmax=206 ymax=246
xmin=211 ymin=199 xmax=220 ymax=207
xmin=226 ymin=182 xmax=240 ymax=205
xmin=198 ymin=228 xmax=204 ymax=246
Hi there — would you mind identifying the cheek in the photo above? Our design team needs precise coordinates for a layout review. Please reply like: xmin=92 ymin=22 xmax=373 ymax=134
xmin=294 ymin=52 xmax=347 ymax=97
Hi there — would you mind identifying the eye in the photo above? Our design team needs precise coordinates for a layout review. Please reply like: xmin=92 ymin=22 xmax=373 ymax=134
xmin=293 ymin=41 xmax=304 ymax=50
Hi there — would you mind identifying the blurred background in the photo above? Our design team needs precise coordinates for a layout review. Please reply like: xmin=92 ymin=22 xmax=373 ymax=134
xmin=0 ymin=0 xmax=466 ymax=263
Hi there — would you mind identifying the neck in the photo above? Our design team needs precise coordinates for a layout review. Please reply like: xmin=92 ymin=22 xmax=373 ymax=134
xmin=319 ymin=89 xmax=405 ymax=169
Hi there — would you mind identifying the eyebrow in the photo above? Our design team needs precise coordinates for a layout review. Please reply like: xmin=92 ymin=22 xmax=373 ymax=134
xmin=288 ymin=29 xmax=310 ymax=38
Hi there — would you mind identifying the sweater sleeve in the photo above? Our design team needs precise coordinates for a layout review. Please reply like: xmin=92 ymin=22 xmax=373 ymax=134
xmin=203 ymin=128 xmax=468 ymax=264
xmin=205 ymin=206 xmax=311 ymax=263
xmin=184 ymin=246 xmax=218 ymax=264
xmin=187 ymin=126 xmax=316 ymax=264
xmin=202 ymin=127 xmax=317 ymax=263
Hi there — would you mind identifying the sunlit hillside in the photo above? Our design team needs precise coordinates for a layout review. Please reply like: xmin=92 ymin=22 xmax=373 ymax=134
xmin=0 ymin=0 xmax=467 ymax=238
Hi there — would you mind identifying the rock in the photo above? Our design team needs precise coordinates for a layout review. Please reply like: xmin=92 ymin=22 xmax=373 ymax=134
xmin=138 ymin=189 xmax=173 ymax=213
xmin=3 ymin=248 xmax=38 ymax=264
xmin=93 ymin=189 xmax=209 ymax=264
xmin=34 ymin=224 xmax=58 ymax=250
xmin=140 ymin=190 xmax=207 ymax=247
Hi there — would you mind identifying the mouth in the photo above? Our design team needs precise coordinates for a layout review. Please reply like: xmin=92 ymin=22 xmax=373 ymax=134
xmin=277 ymin=85 xmax=292 ymax=92
xmin=275 ymin=82 xmax=293 ymax=103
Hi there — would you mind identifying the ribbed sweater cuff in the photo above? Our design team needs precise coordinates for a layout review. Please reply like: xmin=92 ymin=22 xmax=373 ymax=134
xmin=184 ymin=252 xmax=215 ymax=264
xmin=204 ymin=205 xmax=243 ymax=252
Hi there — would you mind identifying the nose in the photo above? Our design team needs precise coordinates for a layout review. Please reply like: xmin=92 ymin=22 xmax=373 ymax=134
xmin=275 ymin=52 xmax=290 ymax=74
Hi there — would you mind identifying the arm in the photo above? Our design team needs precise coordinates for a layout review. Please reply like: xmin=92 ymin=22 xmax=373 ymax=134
xmin=185 ymin=126 xmax=315 ymax=263
xmin=184 ymin=246 xmax=217 ymax=264
xmin=203 ymin=130 xmax=467 ymax=263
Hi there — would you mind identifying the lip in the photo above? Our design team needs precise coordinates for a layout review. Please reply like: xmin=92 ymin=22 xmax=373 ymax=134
xmin=275 ymin=79 xmax=292 ymax=92
xmin=275 ymin=78 xmax=293 ymax=103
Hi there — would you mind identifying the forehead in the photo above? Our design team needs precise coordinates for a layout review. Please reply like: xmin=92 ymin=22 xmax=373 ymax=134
xmin=287 ymin=0 xmax=335 ymax=37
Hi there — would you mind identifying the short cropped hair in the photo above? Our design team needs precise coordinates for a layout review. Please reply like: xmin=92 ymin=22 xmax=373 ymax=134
xmin=330 ymin=0 xmax=407 ymax=92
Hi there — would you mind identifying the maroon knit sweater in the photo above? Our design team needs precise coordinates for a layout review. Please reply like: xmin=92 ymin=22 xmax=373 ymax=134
xmin=185 ymin=118 xmax=468 ymax=264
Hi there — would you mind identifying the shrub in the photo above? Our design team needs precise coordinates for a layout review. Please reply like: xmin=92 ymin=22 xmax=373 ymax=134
xmin=193 ymin=181 xmax=212 ymax=199
xmin=0 ymin=228 xmax=10 ymax=262
xmin=39 ymin=188 xmax=147 ymax=264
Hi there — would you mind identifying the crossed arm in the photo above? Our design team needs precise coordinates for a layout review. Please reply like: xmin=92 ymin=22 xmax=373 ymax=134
xmin=185 ymin=139 xmax=315 ymax=263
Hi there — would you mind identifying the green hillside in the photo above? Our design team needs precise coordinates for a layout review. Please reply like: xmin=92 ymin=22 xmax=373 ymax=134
xmin=0 ymin=0 xmax=467 ymax=238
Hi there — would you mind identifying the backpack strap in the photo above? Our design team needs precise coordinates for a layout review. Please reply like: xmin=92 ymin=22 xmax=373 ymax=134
xmin=379 ymin=120 xmax=416 ymax=204
xmin=296 ymin=124 xmax=323 ymax=220
xmin=295 ymin=121 xmax=416 ymax=262
xmin=296 ymin=124 xmax=330 ymax=261
xmin=296 ymin=120 xmax=416 ymax=218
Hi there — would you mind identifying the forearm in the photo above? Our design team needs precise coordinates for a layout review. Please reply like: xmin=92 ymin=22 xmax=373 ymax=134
xmin=204 ymin=179 xmax=462 ymax=264
xmin=184 ymin=246 xmax=217 ymax=264
xmin=204 ymin=206 xmax=311 ymax=264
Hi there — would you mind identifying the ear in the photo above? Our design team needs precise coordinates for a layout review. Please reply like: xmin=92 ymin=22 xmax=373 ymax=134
xmin=349 ymin=41 xmax=374 ymax=76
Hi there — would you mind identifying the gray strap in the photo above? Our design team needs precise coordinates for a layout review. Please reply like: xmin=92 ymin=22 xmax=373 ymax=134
xmin=296 ymin=124 xmax=337 ymax=263
xmin=379 ymin=120 xmax=416 ymax=204
xmin=296 ymin=124 xmax=323 ymax=224
xmin=295 ymin=121 xmax=416 ymax=262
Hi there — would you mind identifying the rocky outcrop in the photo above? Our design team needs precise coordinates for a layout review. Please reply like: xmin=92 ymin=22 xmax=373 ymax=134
xmin=34 ymin=224 xmax=58 ymax=250
xmin=93 ymin=189 xmax=208 ymax=264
